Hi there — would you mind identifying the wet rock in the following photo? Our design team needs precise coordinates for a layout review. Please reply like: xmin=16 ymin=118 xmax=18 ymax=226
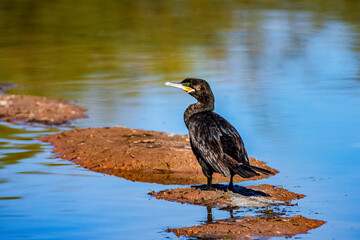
xmin=150 ymin=184 xmax=324 ymax=239
xmin=39 ymin=126 xmax=278 ymax=185
xmin=168 ymin=215 xmax=325 ymax=239
xmin=149 ymin=184 xmax=305 ymax=208
xmin=0 ymin=94 xmax=87 ymax=125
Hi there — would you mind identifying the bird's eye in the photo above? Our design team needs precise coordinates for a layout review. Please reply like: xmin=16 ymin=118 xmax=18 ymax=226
xmin=185 ymin=83 xmax=189 ymax=87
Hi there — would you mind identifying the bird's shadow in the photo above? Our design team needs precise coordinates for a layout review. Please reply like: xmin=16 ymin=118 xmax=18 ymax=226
xmin=193 ymin=184 xmax=270 ymax=197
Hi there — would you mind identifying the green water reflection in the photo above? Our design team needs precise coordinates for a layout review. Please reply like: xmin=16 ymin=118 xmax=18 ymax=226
xmin=0 ymin=0 xmax=359 ymax=99
xmin=0 ymin=196 xmax=22 ymax=200
xmin=0 ymin=149 xmax=42 ymax=169
xmin=0 ymin=124 xmax=56 ymax=169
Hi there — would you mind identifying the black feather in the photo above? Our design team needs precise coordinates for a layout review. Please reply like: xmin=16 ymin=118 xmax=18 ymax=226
xmin=167 ymin=78 xmax=272 ymax=190
xmin=248 ymin=165 xmax=273 ymax=175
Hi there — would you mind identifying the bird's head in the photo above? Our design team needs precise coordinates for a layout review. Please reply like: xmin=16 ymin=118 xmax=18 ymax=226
xmin=165 ymin=78 xmax=214 ymax=104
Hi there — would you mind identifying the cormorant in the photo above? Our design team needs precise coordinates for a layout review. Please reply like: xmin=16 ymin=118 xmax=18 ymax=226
xmin=165 ymin=78 xmax=272 ymax=191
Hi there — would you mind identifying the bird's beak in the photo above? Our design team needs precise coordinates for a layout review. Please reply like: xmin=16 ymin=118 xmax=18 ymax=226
xmin=165 ymin=82 xmax=195 ymax=93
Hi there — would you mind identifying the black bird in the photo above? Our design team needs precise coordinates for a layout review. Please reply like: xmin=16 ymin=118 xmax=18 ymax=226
xmin=165 ymin=78 xmax=272 ymax=191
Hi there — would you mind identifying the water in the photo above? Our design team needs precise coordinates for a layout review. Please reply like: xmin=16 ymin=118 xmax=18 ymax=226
xmin=1 ymin=0 xmax=360 ymax=239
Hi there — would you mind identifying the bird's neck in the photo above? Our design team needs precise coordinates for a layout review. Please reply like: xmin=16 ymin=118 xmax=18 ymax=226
xmin=184 ymin=98 xmax=214 ymax=127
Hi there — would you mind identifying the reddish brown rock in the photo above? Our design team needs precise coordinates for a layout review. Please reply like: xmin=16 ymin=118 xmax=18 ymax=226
xmin=149 ymin=184 xmax=305 ymax=208
xmin=0 ymin=94 xmax=87 ymax=125
xmin=168 ymin=215 xmax=325 ymax=239
xmin=39 ymin=126 xmax=277 ymax=185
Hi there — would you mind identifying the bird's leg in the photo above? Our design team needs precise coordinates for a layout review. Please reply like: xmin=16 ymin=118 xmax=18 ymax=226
xmin=229 ymin=174 xmax=234 ymax=191
xmin=206 ymin=176 xmax=213 ymax=190
xmin=229 ymin=209 xmax=234 ymax=219
xmin=206 ymin=206 xmax=213 ymax=223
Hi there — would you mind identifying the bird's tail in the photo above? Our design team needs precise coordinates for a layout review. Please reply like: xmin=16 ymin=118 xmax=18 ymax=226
xmin=224 ymin=153 xmax=273 ymax=178
xmin=248 ymin=165 xmax=273 ymax=175
xmin=233 ymin=165 xmax=259 ymax=178
xmin=233 ymin=164 xmax=273 ymax=178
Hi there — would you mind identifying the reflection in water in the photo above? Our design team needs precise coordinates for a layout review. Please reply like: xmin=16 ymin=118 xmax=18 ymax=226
xmin=0 ymin=123 xmax=56 ymax=216
xmin=205 ymin=206 xmax=234 ymax=224
xmin=0 ymin=0 xmax=359 ymax=98
xmin=0 ymin=196 xmax=22 ymax=200
xmin=0 ymin=148 xmax=42 ymax=169
xmin=207 ymin=206 xmax=213 ymax=223
xmin=0 ymin=123 xmax=54 ymax=169
xmin=0 ymin=0 xmax=358 ymax=133
xmin=103 ymin=169 xmax=210 ymax=185
xmin=0 ymin=0 xmax=359 ymax=239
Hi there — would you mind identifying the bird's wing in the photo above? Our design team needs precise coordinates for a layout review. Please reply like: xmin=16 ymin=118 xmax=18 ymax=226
xmin=213 ymin=113 xmax=272 ymax=176
xmin=210 ymin=112 xmax=250 ymax=165
xmin=188 ymin=113 xmax=231 ymax=177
